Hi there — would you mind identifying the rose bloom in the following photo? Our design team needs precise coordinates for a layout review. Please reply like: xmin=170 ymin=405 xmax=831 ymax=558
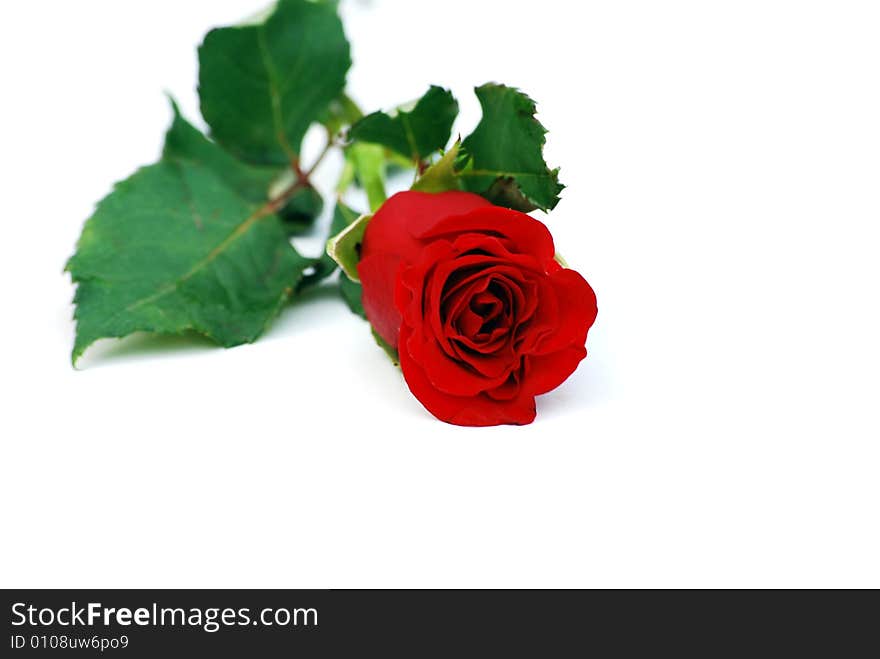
xmin=357 ymin=191 xmax=598 ymax=426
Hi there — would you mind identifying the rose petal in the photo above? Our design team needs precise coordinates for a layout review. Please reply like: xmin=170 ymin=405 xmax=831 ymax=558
xmin=407 ymin=331 xmax=511 ymax=397
xmin=512 ymin=276 xmax=559 ymax=354
xmin=486 ymin=369 xmax=523 ymax=401
xmin=361 ymin=191 xmax=490 ymax=266
xmin=394 ymin=241 xmax=456 ymax=345
xmin=522 ymin=346 xmax=588 ymax=396
xmin=399 ymin=325 xmax=537 ymax=427
xmin=429 ymin=261 xmax=526 ymax=359
xmin=358 ymin=253 xmax=403 ymax=348
xmin=443 ymin=276 xmax=492 ymax=335
xmin=418 ymin=206 xmax=557 ymax=266
xmin=456 ymin=305 xmax=485 ymax=337
xmin=531 ymin=269 xmax=598 ymax=355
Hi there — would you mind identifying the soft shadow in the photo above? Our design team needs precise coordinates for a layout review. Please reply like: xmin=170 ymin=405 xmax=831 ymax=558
xmin=536 ymin=356 xmax=614 ymax=419
xmin=76 ymin=331 xmax=220 ymax=370
xmin=76 ymin=281 xmax=351 ymax=369
xmin=262 ymin=280 xmax=358 ymax=340
xmin=295 ymin=280 xmax=346 ymax=305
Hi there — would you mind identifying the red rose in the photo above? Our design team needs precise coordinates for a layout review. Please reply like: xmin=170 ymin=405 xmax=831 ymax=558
xmin=357 ymin=190 xmax=598 ymax=426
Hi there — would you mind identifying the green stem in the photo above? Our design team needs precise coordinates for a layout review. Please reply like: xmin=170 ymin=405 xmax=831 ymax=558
xmin=348 ymin=143 xmax=387 ymax=212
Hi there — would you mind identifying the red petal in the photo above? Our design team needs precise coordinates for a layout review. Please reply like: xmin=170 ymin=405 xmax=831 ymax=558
xmin=512 ymin=276 xmax=559 ymax=355
xmin=357 ymin=253 xmax=403 ymax=348
xmin=522 ymin=346 xmax=588 ymax=396
xmin=532 ymin=269 xmax=598 ymax=355
xmin=396 ymin=240 xmax=456 ymax=334
xmin=399 ymin=325 xmax=537 ymax=427
xmin=406 ymin=330 xmax=512 ymax=397
xmin=418 ymin=206 xmax=557 ymax=266
xmin=360 ymin=191 xmax=490 ymax=265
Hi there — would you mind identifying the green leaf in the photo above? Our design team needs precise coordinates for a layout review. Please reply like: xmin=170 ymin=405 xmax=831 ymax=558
xmin=475 ymin=175 xmax=541 ymax=213
xmin=340 ymin=277 xmax=364 ymax=318
xmin=331 ymin=203 xmax=365 ymax=316
xmin=326 ymin=211 xmax=371 ymax=283
xmin=67 ymin=110 xmax=311 ymax=364
xmin=198 ymin=0 xmax=351 ymax=165
xmin=460 ymin=83 xmax=563 ymax=211
xmin=299 ymin=201 xmax=365 ymax=317
xmin=163 ymin=99 xmax=279 ymax=203
xmin=277 ymin=184 xmax=324 ymax=235
xmin=165 ymin=107 xmax=324 ymax=234
xmin=350 ymin=86 xmax=458 ymax=162
xmin=371 ymin=328 xmax=399 ymax=366
xmin=258 ymin=166 xmax=323 ymax=234
xmin=298 ymin=200 xmax=360 ymax=291
xmin=320 ymin=92 xmax=364 ymax=138
xmin=330 ymin=198 xmax=361 ymax=236
xmin=411 ymin=141 xmax=463 ymax=193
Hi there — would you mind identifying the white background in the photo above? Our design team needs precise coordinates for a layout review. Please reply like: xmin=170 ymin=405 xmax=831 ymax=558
xmin=1 ymin=0 xmax=878 ymax=588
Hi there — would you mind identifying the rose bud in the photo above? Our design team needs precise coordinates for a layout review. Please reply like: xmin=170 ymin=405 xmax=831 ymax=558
xmin=357 ymin=191 xmax=598 ymax=426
